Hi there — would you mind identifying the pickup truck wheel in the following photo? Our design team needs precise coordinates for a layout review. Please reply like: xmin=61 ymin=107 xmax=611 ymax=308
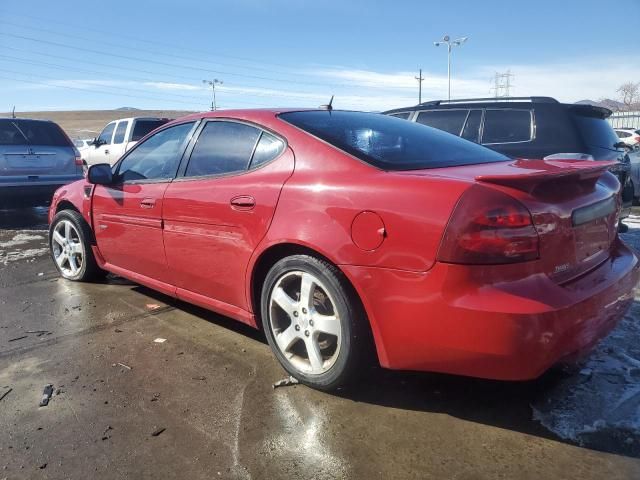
xmin=261 ymin=255 xmax=366 ymax=391
xmin=49 ymin=210 xmax=105 ymax=281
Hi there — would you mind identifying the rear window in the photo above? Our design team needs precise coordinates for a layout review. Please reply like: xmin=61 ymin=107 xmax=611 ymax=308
xmin=279 ymin=111 xmax=508 ymax=170
xmin=415 ymin=110 xmax=468 ymax=135
xmin=482 ymin=109 xmax=532 ymax=144
xmin=0 ymin=119 xmax=71 ymax=146
xmin=132 ymin=119 xmax=169 ymax=141
xmin=388 ymin=112 xmax=411 ymax=120
xmin=572 ymin=112 xmax=620 ymax=150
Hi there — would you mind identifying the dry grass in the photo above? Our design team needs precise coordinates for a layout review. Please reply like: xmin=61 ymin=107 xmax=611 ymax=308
xmin=0 ymin=109 xmax=196 ymax=140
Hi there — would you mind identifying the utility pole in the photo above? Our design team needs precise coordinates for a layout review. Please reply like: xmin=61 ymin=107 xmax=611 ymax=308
xmin=491 ymin=70 xmax=515 ymax=98
xmin=434 ymin=35 xmax=468 ymax=100
xmin=202 ymin=79 xmax=223 ymax=111
xmin=415 ymin=69 xmax=424 ymax=104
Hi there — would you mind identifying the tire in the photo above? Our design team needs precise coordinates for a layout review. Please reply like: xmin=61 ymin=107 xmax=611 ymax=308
xmin=261 ymin=254 xmax=366 ymax=391
xmin=49 ymin=209 xmax=105 ymax=281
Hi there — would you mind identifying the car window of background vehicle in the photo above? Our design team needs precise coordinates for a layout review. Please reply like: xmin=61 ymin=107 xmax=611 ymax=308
xmin=98 ymin=122 xmax=115 ymax=145
xmin=482 ymin=109 xmax=532 ymax=144
xmin=0 ymin=119 xmax=71 ymax=146
xmin=116 ymin=122 xmax=195 ymax=182
xmin=416 ymin=110 xmax=468 ymax=135
xmin=184 ymin=121 xmax=261 ymax=177
xmin=113 ymin=121 xmax=127 ymax=144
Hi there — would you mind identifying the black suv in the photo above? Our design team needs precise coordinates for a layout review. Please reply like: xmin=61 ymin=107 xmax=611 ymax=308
xmin=384 ymin=97 xmax=633 ymax=223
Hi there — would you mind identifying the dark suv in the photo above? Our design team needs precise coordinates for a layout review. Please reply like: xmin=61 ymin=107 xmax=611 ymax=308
xmin=384 ymin=97 xmax=633 ymax=223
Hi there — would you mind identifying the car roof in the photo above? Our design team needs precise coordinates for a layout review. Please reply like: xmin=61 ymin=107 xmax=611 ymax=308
xmin=383 ymin=97 xmax=613 ymax=118
xmin=167 ymin=108 xmax=326 ymax=125
xmin=0 ymin=117 xmax=57 ymax=123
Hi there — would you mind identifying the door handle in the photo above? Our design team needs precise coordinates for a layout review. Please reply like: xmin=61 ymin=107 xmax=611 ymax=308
xmin=140 ymin=198 xmax=156 ymax=209
xmin=105 ymin=149 xmax=110 ymax=155
xmin=230 ymin=195 xmax=256 ymax=210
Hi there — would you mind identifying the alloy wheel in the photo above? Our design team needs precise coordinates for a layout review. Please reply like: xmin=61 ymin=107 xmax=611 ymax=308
xmin=269 ymin=271 xmax=342 ymax=375
xmin=51 ymin=219 xmax=84 ymax=278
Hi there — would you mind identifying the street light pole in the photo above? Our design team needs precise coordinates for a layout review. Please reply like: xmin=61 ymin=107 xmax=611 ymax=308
xmin=202 ymin=78 xmax=223 ymax=111
xmin=434 ymin=35 xmax=468 ymax=100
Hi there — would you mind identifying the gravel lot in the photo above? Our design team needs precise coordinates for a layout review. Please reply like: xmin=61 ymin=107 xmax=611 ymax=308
xmin=1 ymin=206 xmax=639 ymax=479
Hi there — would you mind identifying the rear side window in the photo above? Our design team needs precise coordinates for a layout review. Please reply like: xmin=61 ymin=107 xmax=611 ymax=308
xmin=279 ymin=110 xmax=509 ymax=170
xmin=572 ymin=112 xmax=620 ymax=150
xmin=482 ymin=109 xmax=532 ymax=144
xmin=415 ymin=110 xmax=468 ymax=135
xmin=113 ymin=121 xmax=128 ymax=144
xmin=131 ymin=119 xmax=169 ymax=141
xmin=616 ymin=131 xmax=631 ymax=138
xmin=250 ymin=132 xmax=285 ymax=168
xmin=185 ymin=121 xmax=261 ymax=177
xmin=0 ymin=120 xmax=71 ymax=146
xmin=461 ymin=110 xmax=482 ymax=142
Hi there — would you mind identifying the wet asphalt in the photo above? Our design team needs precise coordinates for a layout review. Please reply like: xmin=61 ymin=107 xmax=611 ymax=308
xmin=1 ymin=206 xmax=640 ymax=479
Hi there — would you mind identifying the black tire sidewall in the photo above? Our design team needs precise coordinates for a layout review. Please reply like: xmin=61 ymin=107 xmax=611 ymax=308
xmin=261 ymin=255 xmax=359 ymax=391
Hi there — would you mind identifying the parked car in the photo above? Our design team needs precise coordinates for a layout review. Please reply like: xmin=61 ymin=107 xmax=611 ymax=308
xmin=614 ymin=128 xmax=640 ymax=148
xmin=83 ymin=117 xmax=170 ymax=165
xmin=73 ymin=138 xmax=93 ymax=150
xmin=48 ymin=109 xmax=639 ymax=390
xmin=0 ymin=118 xmax=84 ymax=207
xmin=384 ymin=97 xmax=634 ymax=227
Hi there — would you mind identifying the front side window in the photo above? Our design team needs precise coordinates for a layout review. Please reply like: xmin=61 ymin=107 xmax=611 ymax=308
xmin=616 ymin=131 xmax=630 ymax=138
xmin=388 ymin=112 xmax=411 ymax=120
xmin=415 ymin=110 xmax=468 ymax=136
xmin=98 ymin=123 xmax=115 ymax=145
xmin=113 ymin=121 xmax=128 ymax=144
xmin=279 ymin=110 xmax=509 ymax=170
xmin=482 ymin=109 xmax=532 ymax=144
xmin=185 ymin=121 xmax=261 ymax=177
xmin=116 ymin=122 xmax=195 ymax=182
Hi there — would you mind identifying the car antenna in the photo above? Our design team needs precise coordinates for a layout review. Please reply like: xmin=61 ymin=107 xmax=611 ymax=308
xmin=320 ymin=95 xmax=334 ymax=111
xmin=11 ymin=106 xmax=16 ymax=118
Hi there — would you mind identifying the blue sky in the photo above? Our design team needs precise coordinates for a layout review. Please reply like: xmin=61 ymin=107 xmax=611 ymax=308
xmin=1 ymin=0 xmax=639 ymax=112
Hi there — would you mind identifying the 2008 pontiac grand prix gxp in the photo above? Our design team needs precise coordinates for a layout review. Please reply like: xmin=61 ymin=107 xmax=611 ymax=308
xmin=48 ymin=109 xmax=639 ymax=390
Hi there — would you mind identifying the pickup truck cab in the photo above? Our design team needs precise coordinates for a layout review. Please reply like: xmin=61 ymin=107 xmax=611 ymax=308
xmin=83 ymin=117 xmax=170 ymax=165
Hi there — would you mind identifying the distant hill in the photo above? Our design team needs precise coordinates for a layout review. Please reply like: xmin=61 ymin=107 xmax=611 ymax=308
xmin=0 ymin=109 xmax=196 ymax=139
xmin=575 ymin=98 xmax=626 ymax=110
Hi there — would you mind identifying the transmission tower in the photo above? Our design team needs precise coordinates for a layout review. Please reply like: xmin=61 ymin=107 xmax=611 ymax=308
xmin=491 ymin=70 xmax=514 ymax=98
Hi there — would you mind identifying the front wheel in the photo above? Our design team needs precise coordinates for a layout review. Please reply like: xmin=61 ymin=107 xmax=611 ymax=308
xmin=49 ymin=210 xmax=105 ymax=281
xmin=261 ymin=255 xmax=366 ymax=391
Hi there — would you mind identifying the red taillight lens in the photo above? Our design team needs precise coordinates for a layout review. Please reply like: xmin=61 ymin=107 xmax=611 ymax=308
xmin=634 ymin=136 xmax=640 ymax=143
xmin=74 ymin=155 xmax=83 ymax=166
xmin=438 ymin=185 xmax=539 ymax=265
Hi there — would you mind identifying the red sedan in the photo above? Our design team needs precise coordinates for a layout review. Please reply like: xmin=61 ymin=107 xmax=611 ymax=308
xmin=48 ymin=109 xmax=639 ymax=390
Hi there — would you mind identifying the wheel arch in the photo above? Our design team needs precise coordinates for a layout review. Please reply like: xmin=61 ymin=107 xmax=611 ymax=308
xmin=54 ymin=201 xmax=97 ymax=245
xmin=248 ymin=241 xmax=380 ymax=365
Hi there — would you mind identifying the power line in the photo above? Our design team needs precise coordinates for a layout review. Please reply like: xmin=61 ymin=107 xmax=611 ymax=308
xmin=0 ymin=31 xmax=352 ymax=90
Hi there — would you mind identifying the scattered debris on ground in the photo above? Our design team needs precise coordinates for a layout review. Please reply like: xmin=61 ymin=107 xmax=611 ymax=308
xmin=39 ymin=384 xmax=53 ymax=407
xmin=151 ymin=427 xmax=166 ymax=437
xmin=154 ymin=338 xmax=167 ymax=343
xmin=8 ymin=335 xmax=28 ymax=342
xmin=113 ymin=362 xmax=132 ymax=370
xmin=272 ymin=375 xmax=299 ymax=389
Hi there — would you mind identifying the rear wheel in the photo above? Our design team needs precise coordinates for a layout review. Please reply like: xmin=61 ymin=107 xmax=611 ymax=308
xmin=49 ymin=210 xmax=105 ymax=281
xmin=261 ymin=255 xmax=365 ymax=391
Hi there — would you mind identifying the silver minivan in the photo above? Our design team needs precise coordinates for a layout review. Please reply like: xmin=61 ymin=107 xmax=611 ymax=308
xmin=0 ymin=118 xmax=83 ymax=207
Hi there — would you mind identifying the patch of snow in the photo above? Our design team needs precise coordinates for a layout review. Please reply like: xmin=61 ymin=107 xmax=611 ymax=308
xmin=0 ymin=233 xmax=44 ymax=248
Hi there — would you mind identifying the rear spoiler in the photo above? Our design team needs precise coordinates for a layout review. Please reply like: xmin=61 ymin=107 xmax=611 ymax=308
xmin=475 ymin=158 xmax=616 ymax=193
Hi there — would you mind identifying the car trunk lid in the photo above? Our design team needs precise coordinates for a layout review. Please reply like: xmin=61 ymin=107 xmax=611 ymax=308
xmin=407 ymin=158 xmax=620 ymax=282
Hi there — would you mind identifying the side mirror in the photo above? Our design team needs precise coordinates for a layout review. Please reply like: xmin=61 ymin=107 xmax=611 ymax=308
xmin=87 ymin=163 xmax=113 ymax=185
xmin=91 ymin=137 xmax=103 ymax=147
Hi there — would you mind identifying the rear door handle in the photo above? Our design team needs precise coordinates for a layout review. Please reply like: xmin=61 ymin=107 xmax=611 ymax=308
xmin=104 ymin=149 xmax=110 ymax=155
xmin=140 ymin=198 xmax=156 ymax=209
xmin=230 ymin=195 xmax=256 ymax=210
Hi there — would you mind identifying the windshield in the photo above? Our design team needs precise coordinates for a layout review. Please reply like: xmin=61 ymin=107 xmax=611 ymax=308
xmin=0 ymin=119 xmax=71 ymax=146
xmin=279 ymin=111 xmax=508 ymax=170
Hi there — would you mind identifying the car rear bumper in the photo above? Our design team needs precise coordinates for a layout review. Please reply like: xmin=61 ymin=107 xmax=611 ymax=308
xmin=342 ymin=237 xmax=639 ymax=380
xmin=0 ymin=176 xmax=82 ymax=206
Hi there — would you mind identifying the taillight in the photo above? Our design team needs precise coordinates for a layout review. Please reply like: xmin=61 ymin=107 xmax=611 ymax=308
xmin=634 ymin=136 xmax=640 ymax=143
xmin=74 ymin=155 xmax=83 ymax=166
xmin=438 ymin=185 xmax=539 ymax=265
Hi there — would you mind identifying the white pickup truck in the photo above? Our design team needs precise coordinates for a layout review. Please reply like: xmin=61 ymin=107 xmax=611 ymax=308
xmin=82 ymin=117 xmax=170 ymax=165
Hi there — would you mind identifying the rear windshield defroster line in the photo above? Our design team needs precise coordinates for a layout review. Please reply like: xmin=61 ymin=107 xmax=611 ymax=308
xmin=279 ymin=110 xmax=509 ymax=171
